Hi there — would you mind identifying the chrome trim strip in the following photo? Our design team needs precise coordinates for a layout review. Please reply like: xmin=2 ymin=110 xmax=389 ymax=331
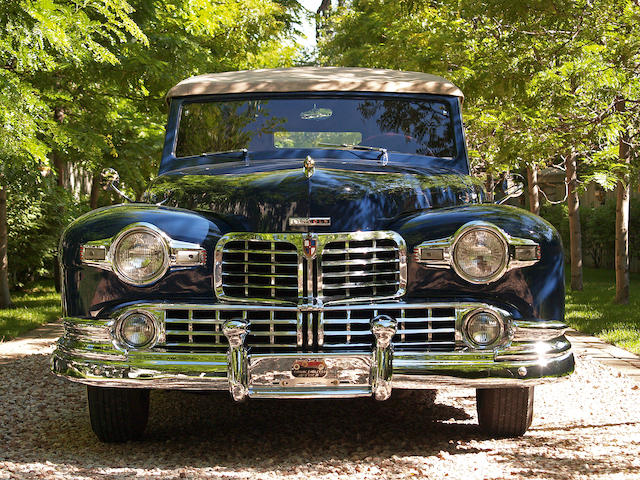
xmin=414 ymin=221 xmax=540 ymax=284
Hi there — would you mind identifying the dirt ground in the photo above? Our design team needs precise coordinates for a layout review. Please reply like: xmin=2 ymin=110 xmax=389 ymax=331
xmin=1 ymin=338 xmax=639 ymax=479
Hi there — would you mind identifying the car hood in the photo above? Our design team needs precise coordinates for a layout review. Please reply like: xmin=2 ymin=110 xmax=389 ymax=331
xmin=145 ymin=160 xmax=485 ymax=232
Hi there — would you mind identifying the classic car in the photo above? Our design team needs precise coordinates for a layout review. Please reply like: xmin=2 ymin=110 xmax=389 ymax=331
xmin=51 ymin=67 xmax=574 ymax=442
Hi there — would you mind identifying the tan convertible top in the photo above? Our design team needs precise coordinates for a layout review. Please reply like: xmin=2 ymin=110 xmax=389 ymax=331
xmin=166 ymin=67 xmax=464 ymax=100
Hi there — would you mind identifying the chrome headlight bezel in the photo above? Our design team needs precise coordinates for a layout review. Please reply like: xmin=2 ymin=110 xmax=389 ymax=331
xmin=461 ymin=308 xmax=506 ymax=350
xmin=113 ymin=309 xmax=162 ymax=350
xmin=451 ymin=223 xmax=509 ymax=284
xmin=111 ymin=224 xmax=171 ymax=286
xmin=80 ymin=222 xmax=207 ymax=287
xmin=413 ymin=221 xmax=541 ymax=285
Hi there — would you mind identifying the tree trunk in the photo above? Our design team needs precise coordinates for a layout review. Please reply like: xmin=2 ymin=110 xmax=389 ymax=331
xmin=52 ymin=107 xmax=69 ymax=189
xmin=89 ymin=173 xmax=101 ymax=209
xmin=317 ymin=0 xmax=331 ymax=15
xmin=485 ymin=172 xmax=494 ymax=203
xmin=527 ymin=166 xmax=540 ymax=215
xmin=566 ymin=153 xmax=582 ymax=291
xmin=52 ymin=152 xmax=68 ymax=189
xmin=316 ymin=0 xmax=332 ymax=39
xmin=0 ymin=186 xmax=12 ymax=308
xmin=615 ymin=112 xmax=630 ymax=303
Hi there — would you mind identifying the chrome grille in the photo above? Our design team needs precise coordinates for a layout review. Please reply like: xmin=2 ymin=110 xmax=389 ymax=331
xmin=320 ymin=237 xmax=403 ymax=302
xmin=162 ymin=307 xmax=300 ymax=353
xmin=214 ymin=232 xmax=406 ymax=304
xmin=160 ymin=304 xmax=456 ymax=354
xmin=217 ymin=238 xmax=299 ymax=302
xmin=321 ymin=305 xmax=456 ymax=352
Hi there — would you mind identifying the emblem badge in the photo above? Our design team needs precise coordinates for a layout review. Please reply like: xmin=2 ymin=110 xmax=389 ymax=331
xmin=303 ymin=155 xmax=315 ymax=178
xmin=303 ymin=235 xmax=318 ymax=259
xmin=292 ymin=359 xmax=327 ymax=378
xmin=289 ymin=217 xmax=331 ymax=227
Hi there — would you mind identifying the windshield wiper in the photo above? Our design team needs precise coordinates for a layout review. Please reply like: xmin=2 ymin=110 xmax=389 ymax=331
xmin=317 ymin=143 xmax=389 ymax=166
xmin=201 ymin=148 xmax=250 ymax=166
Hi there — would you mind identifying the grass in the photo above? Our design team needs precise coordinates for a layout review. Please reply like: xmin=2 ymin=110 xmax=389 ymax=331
xmin=0 ymin=270 xmax=638 ymax=355
xmin=566 ymin=267 xmax=640 ymax=354
xmin=0 ymin=281 xmax=60 ymax=342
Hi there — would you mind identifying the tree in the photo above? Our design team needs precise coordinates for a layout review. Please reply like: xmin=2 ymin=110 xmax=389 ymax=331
xmin=319 ymin=0 xmax=640 ymax=296
xmin=0 ymin=0 xmax=303 ymax=305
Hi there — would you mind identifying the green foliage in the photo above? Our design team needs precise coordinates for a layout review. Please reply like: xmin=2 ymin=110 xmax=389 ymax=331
xmin=0 ymin=0 xmax=302 ymax=287
xmin=0 ymin=281 xmax=59 ymax=341
xmin=319 ymin=0 xmax=640 ymax=184
xmin=541 ymin=198 xmax=640 ymax=269
xmin=8 ymin=180 xmax=87 ymax=286
xmin=566 ymin=267 xmax=640 ymax=354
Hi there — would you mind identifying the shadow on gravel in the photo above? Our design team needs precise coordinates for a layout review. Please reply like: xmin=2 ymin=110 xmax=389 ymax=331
xmin=1 ymin=353 xmax=486 ymax=473
xmin=494 ymin=435 xmax=640 ymax=479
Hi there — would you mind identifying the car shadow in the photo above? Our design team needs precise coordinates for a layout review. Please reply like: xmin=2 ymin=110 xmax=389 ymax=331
xmin=1 ymin=353 xmax=487 ymax=471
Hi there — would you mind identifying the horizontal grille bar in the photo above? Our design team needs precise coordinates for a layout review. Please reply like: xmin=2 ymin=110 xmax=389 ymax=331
xmin=321 ymin=246 xmax=399 ymax=255
xmin=158 ymin=304 xmax=458 ymax=354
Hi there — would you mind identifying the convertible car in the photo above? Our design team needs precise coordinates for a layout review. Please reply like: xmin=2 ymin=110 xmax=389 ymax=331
xmin=52 ymin=67 xmax=574 ymax=442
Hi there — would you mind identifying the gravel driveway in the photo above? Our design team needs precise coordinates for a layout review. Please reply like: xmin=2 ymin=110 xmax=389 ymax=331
xmin=1 ymin=337 xmax=639 ymax=480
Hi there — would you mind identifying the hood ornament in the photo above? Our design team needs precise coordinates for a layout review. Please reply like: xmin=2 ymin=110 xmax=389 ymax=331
xmin=303 ymin=155 xmax=315 ymax=178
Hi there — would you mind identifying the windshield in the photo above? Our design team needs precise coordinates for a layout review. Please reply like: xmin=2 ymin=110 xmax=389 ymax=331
xmin=175 ymin=96 xmax=457 ymax=159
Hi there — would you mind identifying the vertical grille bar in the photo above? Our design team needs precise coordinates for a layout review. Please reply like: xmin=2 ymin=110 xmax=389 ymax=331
xmin=270 ymin=310 xmax=275 ymax=345
xmin=244 ymin=240 xmax=249 ymax=298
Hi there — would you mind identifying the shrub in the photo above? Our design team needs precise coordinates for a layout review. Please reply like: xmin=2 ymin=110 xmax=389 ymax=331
xmin=7 ymin=179 xmax=87 ymax=288
xmin=540 ymin=199 xmax=640 ymax=270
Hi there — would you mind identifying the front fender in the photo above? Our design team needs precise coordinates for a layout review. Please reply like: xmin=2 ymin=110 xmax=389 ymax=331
xmin=390 ymin=204 xmax=564 ymax=322
xmin=61 ymin=204 xmax=222 ymax=317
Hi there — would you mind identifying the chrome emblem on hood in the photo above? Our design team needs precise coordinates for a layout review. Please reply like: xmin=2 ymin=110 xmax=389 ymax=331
xmin=303 ymin=155 xmax=315 ymax=178
xmin=289 ymin=217 xmax=331 ymax=227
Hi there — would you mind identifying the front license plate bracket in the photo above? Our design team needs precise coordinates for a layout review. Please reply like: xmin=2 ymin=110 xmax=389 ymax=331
xmin=247 ymin=354 xmax=372 ymax=395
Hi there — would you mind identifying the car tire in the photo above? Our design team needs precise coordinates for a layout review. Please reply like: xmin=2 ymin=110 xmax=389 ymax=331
xmin=87 ymin=386 xmax=150 ymax=442
xmin=476 ymin=386 xmax=534 ymax=437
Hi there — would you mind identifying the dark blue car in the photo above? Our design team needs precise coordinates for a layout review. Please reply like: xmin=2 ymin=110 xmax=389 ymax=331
xmin=52 ymin=67 xmax=574 ymax=442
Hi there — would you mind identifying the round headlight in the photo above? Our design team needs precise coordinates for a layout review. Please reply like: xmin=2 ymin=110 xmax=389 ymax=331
xmin=464 ymin=310 xmax=503 ymax=348
xmin=452 ymin=226 xmax=508 ymax=283
xmin=112 ymin=226 xmax=169 ymax=286
xmin=118 ymin=311 xmax=157 ymax=349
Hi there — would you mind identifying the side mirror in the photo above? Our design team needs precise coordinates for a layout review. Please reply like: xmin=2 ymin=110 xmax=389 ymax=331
xmin=495 ymin=174 xmax=525 ymax=205
xmin=100 ymin=168 xmax=133 ymax=203
xmin=100 ymin=168 xmax=120 ymax=190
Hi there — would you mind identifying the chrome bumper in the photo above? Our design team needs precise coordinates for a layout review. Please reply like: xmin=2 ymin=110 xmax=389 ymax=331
xmin=51 ymin=310 xmax=574 ymax=399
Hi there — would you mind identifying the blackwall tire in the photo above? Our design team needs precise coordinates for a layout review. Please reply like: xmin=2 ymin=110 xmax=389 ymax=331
xmin=476 ymin=386 xmax=534 ymax=437
xmin=87 ymin=386 xmax=150 ymax=443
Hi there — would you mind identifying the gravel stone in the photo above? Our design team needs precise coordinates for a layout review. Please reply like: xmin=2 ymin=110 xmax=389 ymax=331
xmin=1 ymin=341 xmax=639 ymax=479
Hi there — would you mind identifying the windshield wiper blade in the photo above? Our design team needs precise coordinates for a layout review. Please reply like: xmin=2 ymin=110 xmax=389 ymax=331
xmin=317 ymin=143 xmax=389 ymax=166
xmin=201 ymin=148 xmax=250 ymax=166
